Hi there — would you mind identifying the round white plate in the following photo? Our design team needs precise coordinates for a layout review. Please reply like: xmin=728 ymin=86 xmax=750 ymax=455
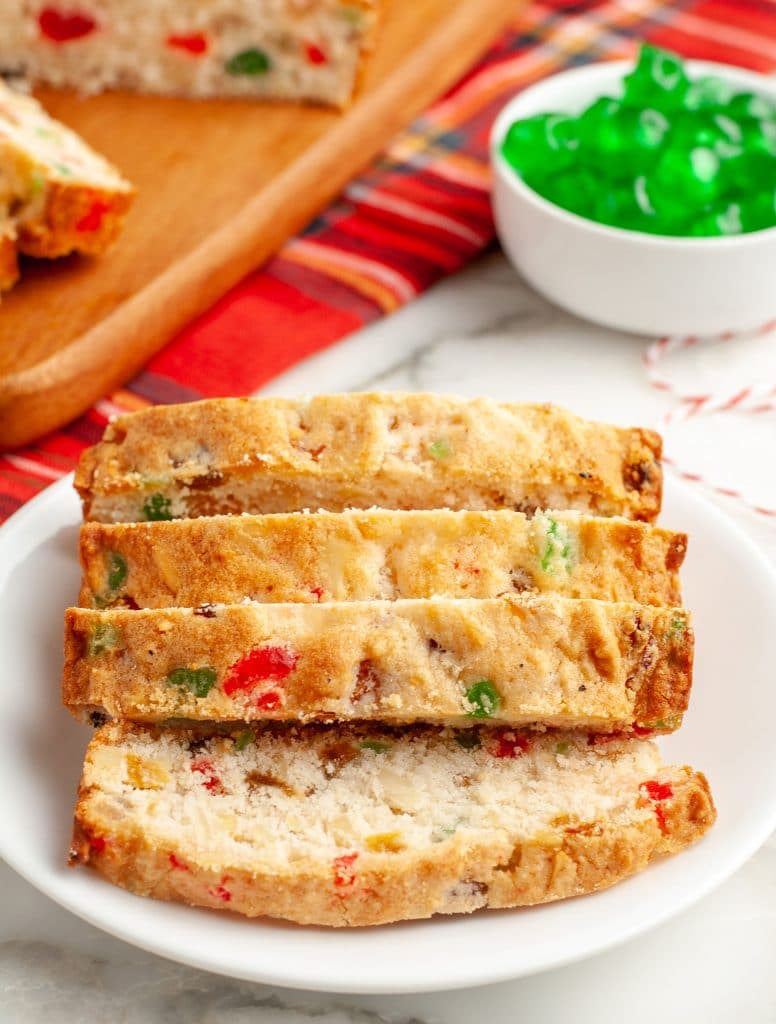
xmin=1 ymin=475 xmax=775 ymax=994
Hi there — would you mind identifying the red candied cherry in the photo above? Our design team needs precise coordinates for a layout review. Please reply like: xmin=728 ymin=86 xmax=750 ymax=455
xmin=305 ymin=42 xmax=328 ymax=65
xmin=223 ymin=645 xmax=299 ymax=696
xmin=640 ymin=779 xmax=673 ymax=802
xmin=255 ymin=690 xmax=281 ymax=711
xmin=89 ymin=835 xmax=106 ymax=853
xmin=208 ymin=882 xmax=232 ymax=902
xmin=166 ymin=32 xmax=209 ymax=56
xmin=75 ymin=199 xmax=111 ymax=233
xmin=640 ymin=779 xmax=673 ymax=835
xmin=169 ymin=853 xmax=189 ymax=871
xmin=632 ymin=724 xmax=656 ymax=737
xmin=39 ymin=7 xmax=98 ymax=42
xmin=309 ymin=585 xmax=324 ymax=601
xmin=190 ymin=756 xmax=223 ymax=794
xmin=333 ymin=852 xmax=358 ymax=887
xmin=489 ymin=730 xmax=531 ymax=759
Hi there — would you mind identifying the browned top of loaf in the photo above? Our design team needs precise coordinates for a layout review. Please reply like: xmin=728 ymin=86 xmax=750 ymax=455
xmin=74 ymin=394 xmax=663 ymax=521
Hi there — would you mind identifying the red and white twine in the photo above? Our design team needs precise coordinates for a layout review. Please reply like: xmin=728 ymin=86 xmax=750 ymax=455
xmin=643 ymin=322 xmax=776 ymax=518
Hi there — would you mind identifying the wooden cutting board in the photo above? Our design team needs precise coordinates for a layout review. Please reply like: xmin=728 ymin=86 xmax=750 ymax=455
xmin=0 ymin=0 xmax=518 ymax=451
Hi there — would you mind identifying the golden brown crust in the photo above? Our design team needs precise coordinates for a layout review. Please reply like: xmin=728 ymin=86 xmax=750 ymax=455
xmin=17 ymin=180 xmax=135 ymax=258
xmin=63 ymin=597 xmax=692 ymax=731
xmin=78 ymin=509 xmax=685 ymax=610
xmin=74 ymin=395 xmax=664 ymax=523
xmin=69 ymin=723 xmax=716 ymax=927
xmin=0 ymin=226 xmax=19 ymax=293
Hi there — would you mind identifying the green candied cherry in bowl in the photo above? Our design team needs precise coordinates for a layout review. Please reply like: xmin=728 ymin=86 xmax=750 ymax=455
xmin=498 ymin=44 xmax=776 ymax=238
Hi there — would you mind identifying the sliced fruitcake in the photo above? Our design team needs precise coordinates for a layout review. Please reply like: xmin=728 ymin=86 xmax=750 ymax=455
xmin=74 ymin=394 xmax=663 ymax=523
xmin=78 ymin=508 xmax=686 ymax=610
xmin=69 ymin=721 xmax=716 ymax=927
xmin=63 ymin=596 xmax=693 ymax=733
xmin=0 ymin=78 xmax=133 ymax=259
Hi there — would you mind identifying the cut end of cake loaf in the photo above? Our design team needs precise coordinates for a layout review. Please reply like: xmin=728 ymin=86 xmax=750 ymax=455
xmin=62 ymin=597 xmax=693 ymax=734
xmin=0 ymin=1 xmax=381 ymax=108
xmin=73 ymin=394 xmax=664 ymax=523
xmin=69 ymin=722 xmax=716 ymax=927
xmin=0 ymin=79 xmax=134 ymax=265
xmin=77 ymin=508 xmax=687 ymax=609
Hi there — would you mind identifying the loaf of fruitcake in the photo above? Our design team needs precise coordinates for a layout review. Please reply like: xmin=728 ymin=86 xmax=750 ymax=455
xmin=69 ymin=721 xmax=716 ymax=926
xmin=74 ymin=394 xmax=663 ymax=523
xmin=63 ymin=596 xmax=693 ymax=732
xmin=0 ymin=1 xmax=380 ymax=108
xmin=79 ymin=508 xmax=686 ymax=609
xmin=0 ymin=79 xmax=133 ymax=261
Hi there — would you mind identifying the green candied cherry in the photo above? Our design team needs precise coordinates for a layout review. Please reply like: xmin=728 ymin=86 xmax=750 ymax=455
xmin=652 ymin=144 xmax=723 ymax=210
xmin=142 ymin=492 xmax=173 ymax=521
xmin=106 ymin=551 xmax=128 ymax=593
xmin=465 ymin=680 xmax=501 ymax=719
xmin=722 ymin=124 xmax=776 ymax=195
xmin=555 ymin=740 xmax=571 ymax=755
xmin=670 ymin=615 xmax=686 ymax=634
xmin=684 ymin=75 xmax=734 ymax=112
xmin=500 ymin=112 xmax=580 ymax=178
xmin=594 ymin=183 xmax=649 ymax=231
xmin=675 ymin=111 xmax=743 ymax=160
xmin=360 ymin=739 xmax=391 ymax=754
xmin=427 ymin=438 xmax=453 ymax=461
xmin=226 ymin=48 xmax=271 ymax=76
xmin=167 ymin=666 xmax=217 ymax=698
xmin=531 ymin=167 xmax=598 ymax=219
xmin=454 ymin=729 xmax=482 ymax=751
xmin=338 ymin=4 xmax=363 ymax=26
xmin=576 ymin=96 xmax=622 ymax=158
xmin=537 ymin=515 xmax=574 ymax=574
xmin=234 ymin=730 xmax=254 ymax=752
xmin=727 ymin=91 xmax=776 ymax=123
xmin=740 ymin=186 xmax=776 ymax=232
xmin=622 ymin=44 xmax=689 ymax=111
xmin=579 ymin=102 xmax=669 ymax=179
xmin=689 ymin=202 xmax=743 ymax=237
xmin=633 ymin=174 xmax=689 ymax=235
xmin=88 ymin=622 xmax=123 ymax=656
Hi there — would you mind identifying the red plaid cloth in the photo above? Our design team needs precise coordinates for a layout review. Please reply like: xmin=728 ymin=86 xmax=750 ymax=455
xmin=2 ymin=0 xmax=775 ymax=523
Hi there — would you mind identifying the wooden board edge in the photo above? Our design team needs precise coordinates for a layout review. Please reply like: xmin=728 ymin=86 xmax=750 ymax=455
xmin=0 ymin=0 xmax=520 ymax=451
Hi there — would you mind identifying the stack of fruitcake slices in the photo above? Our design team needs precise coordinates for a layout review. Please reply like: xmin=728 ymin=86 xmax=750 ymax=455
xmin=63 ymin=392 xmax=715 ymax=927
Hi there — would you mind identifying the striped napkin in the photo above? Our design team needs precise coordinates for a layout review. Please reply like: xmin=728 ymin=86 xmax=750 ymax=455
xmin=2 ymin=0 xmax=774 ymax=524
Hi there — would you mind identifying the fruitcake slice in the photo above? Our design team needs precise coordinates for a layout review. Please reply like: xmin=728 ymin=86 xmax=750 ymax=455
xmin=74 ymin=394 xmax=663 ymax=523
xmin=0 ymin=79 xmax=133 ymax=259
xmin=79 ymin=508 xmax=686 ymax=610
xmin=0 ymin=1 xmax=380 ymax=108
xmin=63 ymin=596 xmax=693 ymax=733
xmin=70 ymin=721 xmax=716 ymax=927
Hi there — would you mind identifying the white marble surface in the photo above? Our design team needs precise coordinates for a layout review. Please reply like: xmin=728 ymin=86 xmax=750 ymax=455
xmin=2 ymin=251 xmax=775 ymax=1022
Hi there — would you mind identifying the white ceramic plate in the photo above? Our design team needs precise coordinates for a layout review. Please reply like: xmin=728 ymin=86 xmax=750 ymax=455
xmin=1 ymin=475 xmax=775 ymax=994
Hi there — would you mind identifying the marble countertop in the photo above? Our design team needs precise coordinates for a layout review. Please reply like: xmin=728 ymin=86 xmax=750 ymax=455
xmin=3 ymin=251 xmax=774 ymax=1022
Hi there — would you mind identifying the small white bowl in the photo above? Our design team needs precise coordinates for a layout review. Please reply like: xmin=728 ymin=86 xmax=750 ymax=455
xmin=491 ymin=59 xmax=776 ymax=336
